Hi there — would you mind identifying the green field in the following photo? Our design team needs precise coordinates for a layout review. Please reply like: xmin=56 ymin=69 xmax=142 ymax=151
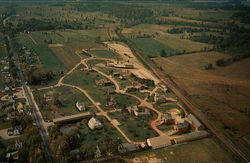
xmin=34 ymin=86 xmax=94 ymax=120
xmin=50 ymin=46 xmax=80 ymax=70
xmin=128 ymin=138 xmax=236 ymax=163
xmin=131 ymin=38 xmax=177 ymax=57
xmin=50 ymin=116 xmax=126 ymax=160
xmin=64 ymin=68 xmax=115 ymax=107
xmin=154 ymin=102 xmax=180 ymax=114
xmin=33 ymin=46 xmax=64 ymax=71
xmin=90 ymin=49 xmax=119 ymax=59
xmin=0 ymin=46 xmax=6 ymax=58
xmin=109 ymin=111 xmax=157 ymax=142
xmin=113 ymin=93 xmax=139 ymax=109
xmin=17 ymin=29 xmax=110 ymax=47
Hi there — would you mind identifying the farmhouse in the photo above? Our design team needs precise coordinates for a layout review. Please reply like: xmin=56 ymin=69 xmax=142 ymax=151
xmin=76 ymin=101 xmax=86 ymax=112
xmin=95 ymin=79 xmax=112 ymax=86
xmin=187 ymin=114 xmax=203 ymax=130
xmin=162 ymin=114 xmax=182 ymax=124
xmin=173 ymin=131 xmax=209 ymax=144
xmin=126 ymin=106 xmax=151 ymax=117
xmin=134 ymin=108 xmax=151 ymax=117
xmin=88 ymin=117 xmax=103 ymax=130
xmin=126 ymin=106 xmax=138 ymax=114
xmin=118 ymin=143 xmax=140 ymax=154
xmin=147 ymin=135 xmax=172 ymax=149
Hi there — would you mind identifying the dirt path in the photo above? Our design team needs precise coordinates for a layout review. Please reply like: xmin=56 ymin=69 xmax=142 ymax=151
xmin=28 ymin=34 xmax=38 ymax=45
xmin=0 ymin=128 xmax=20 ymax=140
xmin=36 ymin=49 xmax=165 ymax=143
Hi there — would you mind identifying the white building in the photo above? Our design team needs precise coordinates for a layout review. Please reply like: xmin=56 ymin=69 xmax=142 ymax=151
xmin=147 ymin=135 xmax=172 ymax=149
xmin=76 ymin=101 xmax=86 ymax=112
xmin=88 ymin=117 xmax=103 ymax=130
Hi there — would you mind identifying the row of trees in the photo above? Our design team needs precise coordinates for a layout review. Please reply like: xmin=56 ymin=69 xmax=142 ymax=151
xmin=27 ymin=70 xmax=62 ymax=85
xmin=189 ymin=34 xmax=225 ymax=44
xmin=167 ymin=27 xmax=220 ymax=34
xmin=130 ymin=73 xmax=155 ymax=87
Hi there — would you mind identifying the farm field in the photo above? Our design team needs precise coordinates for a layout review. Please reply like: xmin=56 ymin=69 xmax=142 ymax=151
xmin=16 ymin=29 xmax=109 ymax=47
xmin=131 ymin=38 xmax=177 ymax=57
xmin=2 ymin=1 xmax=249 ymax=162
xmin=50 ymin=46 xmax=80 ymax=70
xmin=33 ymin=46 xmax=64 ymax=71
xmin=125 ymin=24 xmax=213 ymax=53
xmin=90 ymin=49 xmax=119 ymax=59
xmin=155 ymin=32 xmax=213 ymax=52
xmin=154 ymin=52 xmax=250 ymax=156
xmin=127 ymin=138 xmax=236 ymax=163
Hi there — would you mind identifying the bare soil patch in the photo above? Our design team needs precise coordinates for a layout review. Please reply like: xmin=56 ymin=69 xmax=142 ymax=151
xmin=48 ymin=44 xmax=64 ymax=47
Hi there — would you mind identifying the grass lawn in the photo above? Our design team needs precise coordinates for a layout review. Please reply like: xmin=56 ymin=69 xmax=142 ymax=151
xmin=128 ymin=138 xmax=237 ymax=163
xmin=64 ymin=69 xmax=115 ymax=107
xmin=0 ymin=121 xmax=12 ymax=130
xmin=158 ymin=124 xmax=173 ymax=132
xmin=90 ymin=49 xmax=119 ymax=59
xmin=128 ymin=90 xmax=149 ymax=100
xmin=33 ymin=45 xmax=64 ymax=71
xmin=87 ymin=59 xmax=108 ymax=67
xmin=78 ymin=116 xmax=126 ymax=144
xmin=34 ymin=86 xmax=94 ymax=120
xmin=113 ymin=93 xmax=139 ymax=109
xmin=131 ymin=38 xmax=177 ymax=57
xmin=115 ymin=76 xmax=133 ymax=90
xmin=155 ymin=33 xmax=212 ymax=53
xmin=108 ymin=111 xmax=158 ymax=142
xmin=0 ymin=33 xmax=4 ymax=43
xmin=50 ymin=46 xmax=80 ymax=70
xmin=154 ymin=102 xmax=180 ymax=114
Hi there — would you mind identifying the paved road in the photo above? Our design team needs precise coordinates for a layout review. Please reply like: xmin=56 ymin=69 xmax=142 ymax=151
xmin=7 ymin=35 xmax=54 ymax=163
